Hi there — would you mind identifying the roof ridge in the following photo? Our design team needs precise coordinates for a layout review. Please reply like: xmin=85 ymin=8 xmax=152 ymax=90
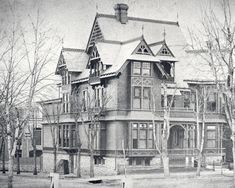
xmin=149 ymin=40 xmax=165 ymax=47
xmin=98 ymin=36 xmax=142 ymax=45
xmin=97 ymin=13 xmax=179 ymax=26
xmin=62 ymin=47 xmax=86 ymax=52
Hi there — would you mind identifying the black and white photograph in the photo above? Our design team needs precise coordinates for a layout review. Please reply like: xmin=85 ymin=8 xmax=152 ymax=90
xmin=0 ymin=0 xmax=235 ymax=187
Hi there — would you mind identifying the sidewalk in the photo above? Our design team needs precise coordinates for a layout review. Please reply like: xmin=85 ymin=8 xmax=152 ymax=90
xmin=59 ymin=168 xmax=234 ymax=183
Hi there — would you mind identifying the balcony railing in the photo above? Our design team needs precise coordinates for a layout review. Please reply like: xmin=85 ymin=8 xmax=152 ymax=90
xmin=89 ymin=75 xmax=101 ymax=85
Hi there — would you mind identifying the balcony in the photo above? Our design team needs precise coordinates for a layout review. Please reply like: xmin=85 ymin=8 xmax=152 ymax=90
xmin=89 ymin=75 xmax=101 ymax=85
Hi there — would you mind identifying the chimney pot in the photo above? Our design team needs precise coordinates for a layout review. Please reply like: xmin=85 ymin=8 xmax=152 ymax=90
xmin=113 ymin=3 xmax=129 ymax=24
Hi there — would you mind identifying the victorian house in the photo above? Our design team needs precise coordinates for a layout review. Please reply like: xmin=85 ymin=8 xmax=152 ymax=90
xmin=41 ymin=4 xmax=227 ymax=174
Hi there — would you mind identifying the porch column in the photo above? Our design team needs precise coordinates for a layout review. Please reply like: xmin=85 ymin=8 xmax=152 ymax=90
xmin=185 ymin=124 xmax=189 ymax=168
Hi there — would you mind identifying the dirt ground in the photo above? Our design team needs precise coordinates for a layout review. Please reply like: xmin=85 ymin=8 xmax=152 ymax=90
xmin=0 ymin=172 xmax=234 ymax=188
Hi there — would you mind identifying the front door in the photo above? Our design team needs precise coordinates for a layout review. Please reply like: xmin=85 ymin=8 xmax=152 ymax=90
xmin=168 ymin=125 xmax=184 ymax=149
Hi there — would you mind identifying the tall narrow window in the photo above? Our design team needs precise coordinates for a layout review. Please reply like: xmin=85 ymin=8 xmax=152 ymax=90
xmin=62 ymin=93 xmax=70 ymax=113
xmin=82 ymin=90 xmax=88 ymax=111
xmin=139 ymin=123 xmax=147 ymax=149
xmin=142 ymin=62 xmax=151 ymax=76
xmin=207 ymin=125 xmax=216 ymax=148
xmin=133 ymin=87 xmax=141 ymax=109
xmin=143 ymin=87 xmax=151 ymax=109
xmin=183 ymin=91 xmax=190 ymax=108
xmin=207 ymin=92 xmax=217 ymax=112
xmin=133 ymin=62 xmax=141 ymax=75
xmin=132 ymin=123 xmax=138 ymax=149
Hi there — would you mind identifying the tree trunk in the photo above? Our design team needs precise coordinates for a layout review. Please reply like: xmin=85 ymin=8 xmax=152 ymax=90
xmin=162 ymin=153 xmax=170 ymax=177
xmin=232 ymin=119 xmax=235 ymax=186
xmin=90 ymin=149 xmax=94 ymax=178
xmin=53 ymin=146 xmax=57 ymax=173
xmin=33 ymin=145 xmax=37 ymax=175
xmin=196 ymin=153 xmax=202 ymax=176
xmin=8 ymin=155 xmax=13 ymax=188
xmin=76 ymin=149 xmax=81 ymax=178
xmin=2 ymin=139 xmax=6 ymax=174
xmin=162 ymin=138 xmax=170 ymax=177
xmin=16 ymin=145 xmax=20 ymax=174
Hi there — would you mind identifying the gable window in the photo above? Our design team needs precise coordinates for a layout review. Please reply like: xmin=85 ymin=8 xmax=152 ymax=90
xmin=136 ymin=45 xmax=151 ymax=55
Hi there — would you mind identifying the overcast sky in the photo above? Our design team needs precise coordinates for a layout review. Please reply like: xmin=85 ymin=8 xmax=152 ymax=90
xmin=1 ymin=0 xmax=234 ymax=49
xmin=0 ymin=0 xmax=234 ymax=99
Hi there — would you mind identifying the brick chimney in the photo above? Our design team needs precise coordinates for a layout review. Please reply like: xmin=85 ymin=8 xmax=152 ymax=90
xmin=114 ymin=3 xmax=129 ymax=24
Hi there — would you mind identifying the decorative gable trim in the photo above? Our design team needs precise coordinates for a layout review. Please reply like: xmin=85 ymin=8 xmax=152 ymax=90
xmin=86 ymin=16 xmax=104 ymax=53
xmin=156 ymin=42 xmax=174 ymax=57
xmin=55 ymin=52 xmax=66 ymax=75
xmin=133 ymin=39 xmax=153 ymax=56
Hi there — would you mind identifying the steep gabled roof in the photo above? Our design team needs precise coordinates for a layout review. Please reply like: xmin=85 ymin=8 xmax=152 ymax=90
xmin=55 ymin=48 xmax=89 ymax=74
xmin=85 ymin=14 xmax=187 ymax=52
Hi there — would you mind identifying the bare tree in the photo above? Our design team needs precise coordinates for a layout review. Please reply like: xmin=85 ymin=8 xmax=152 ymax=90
xmin=84 ymin=89 xmax=110 ymax=178
xmin=152 ymin=83 xmax=176 ymax=177
xmin=70 ymin=88 xmax=84 ymax=177
xmin=189 ymin=0 xmax=235 ymax=182
xmin=0 ymin=2 xmax=60 ymax=187
xmin=40 ymin=101 xmax=61 ymax=173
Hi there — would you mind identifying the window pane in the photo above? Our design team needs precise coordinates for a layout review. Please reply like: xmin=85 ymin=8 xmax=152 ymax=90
xmin=207 ymin=130 xmax=216 ymax=139
xmin=133 ymin=99 xmax=141 ymax=109
xmin=132 ymin=123 xmax=138 ymax=129
xmin=139 ymin=123 xmax=147 ymax=129
xmin=143 ymin=88 xmax=150 ymax=98
xmin=140 ymin=129 xmax=147 ymax=139
xmin=133 ymin=62 xmax=141 ymax=75
xmin=148 ymin=130 xmax=153 ymax=139
xmin=147 ymin=140 xmax=153 ymax=149
xmin=133 ymin=139 xmax=138 ymax=149
xmin=139 ymin=140 xmax=147 ymax=148
xmin=132 ymin=129 xmax=138 ymax=139
xmin=134 ymin=87 xmax=141 ymax=97
xmin=34 ymin=129 xmax=41 ymax=145
xmin=142 ymin=62 xmax=151 ymax=76
xmin=207 ymin=140 xmax=216 ymax=148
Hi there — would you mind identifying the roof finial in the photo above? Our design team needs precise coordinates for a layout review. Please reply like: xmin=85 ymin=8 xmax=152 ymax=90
xmin=96 ymin=3 xmax=98 ymax=13
xmin=62 ymin=38 xmax=64 ymax=48
xmin=177 ymin=12 xmax=179 ymax=22
xmin=163 ymin=28 xmax=166 ymax=41
xmin=141 ymin=25 xmax=144 ymax=37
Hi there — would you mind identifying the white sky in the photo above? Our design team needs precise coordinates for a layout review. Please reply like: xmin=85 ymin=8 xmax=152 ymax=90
xmin=0 ymin=0 xmax=234 ymax=99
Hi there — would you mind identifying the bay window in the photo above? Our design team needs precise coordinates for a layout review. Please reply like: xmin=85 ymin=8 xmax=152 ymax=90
xmin=131 ymin=123 xmax=153 ymax=149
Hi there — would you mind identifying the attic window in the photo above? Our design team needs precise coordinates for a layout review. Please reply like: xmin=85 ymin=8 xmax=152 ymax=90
xmin=136 ymin=44 xmax=151 ymax=55
xmin=159 ymin=47 xmax=171 ymax=56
